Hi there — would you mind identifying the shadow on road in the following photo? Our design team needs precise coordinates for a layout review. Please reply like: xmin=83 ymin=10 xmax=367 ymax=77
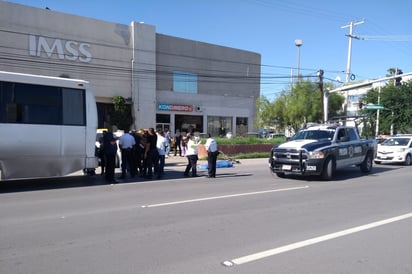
xmin=270 ymin=164 xmax=403 ymax=182
xmin=0 ymin=167 xmax=248 ymax=193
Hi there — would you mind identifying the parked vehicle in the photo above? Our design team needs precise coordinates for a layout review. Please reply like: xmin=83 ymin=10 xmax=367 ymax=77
xmin=267 ymin=132 xmax=285 ymax=139
xmin=0 ymin=71 xmax=98 ymax=180
xmin=374 ymin=135 xmax=412 ymax=166
xmin=269 ymin=124 xmax=377 ymax=180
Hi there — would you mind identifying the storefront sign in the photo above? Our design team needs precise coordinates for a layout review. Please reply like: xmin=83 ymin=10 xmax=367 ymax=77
xmin=158 ymin=103 xmax=193 ymax=112
xmin=29 ymin=35 xmax=92 ymax=62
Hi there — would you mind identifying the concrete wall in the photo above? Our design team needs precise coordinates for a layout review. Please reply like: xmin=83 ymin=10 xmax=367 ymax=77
xmin=0 ymin=1 xmax=261 ymax=133
xmin=0 ymin=1 xmax=133 ymax=100
xmin=131 ymin=22 xmax=157 ymax=129
xmin=156 ymin=34 xmax=261 ymax=133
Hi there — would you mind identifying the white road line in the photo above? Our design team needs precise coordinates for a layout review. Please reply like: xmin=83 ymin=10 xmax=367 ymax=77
xmin=223 ymin=212 xmax=412 ymax=267
xmin=141 ymin=186 xmax=309 ymax=208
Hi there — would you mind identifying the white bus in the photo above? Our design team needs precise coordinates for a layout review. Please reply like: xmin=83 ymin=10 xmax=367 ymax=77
xmin=0 ymin=71 xmax=98 ymax=180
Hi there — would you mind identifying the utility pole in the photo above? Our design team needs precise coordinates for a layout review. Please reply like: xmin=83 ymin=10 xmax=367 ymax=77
xmin=318 ymin=69 xmax=324 ymax=123
xmin=341 ymin=20 xmax=364 ymax=116
xmin=342 ymin=20 xmax=364 ymax=83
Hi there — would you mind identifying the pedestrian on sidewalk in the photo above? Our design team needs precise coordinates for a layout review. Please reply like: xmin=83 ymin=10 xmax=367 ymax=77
xmin=184 ymin=133 xmax=200 ymax=177
xmin=174 ymin=129 xmax=182 ymax=156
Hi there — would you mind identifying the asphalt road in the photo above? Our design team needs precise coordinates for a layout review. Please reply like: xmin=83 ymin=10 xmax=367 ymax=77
xmin=1 ymin=158 xmax=411 ymax=274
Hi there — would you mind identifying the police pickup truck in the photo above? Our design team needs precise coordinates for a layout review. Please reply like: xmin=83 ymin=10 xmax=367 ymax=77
xmin=269 ymin=124 xmax=377 ymax=180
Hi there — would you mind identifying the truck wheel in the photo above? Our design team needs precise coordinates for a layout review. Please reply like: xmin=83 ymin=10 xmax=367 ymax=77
xmin=320 ymin=157 xmax=334 ymax=180
xmin=276 ymin=172 xmax=285 ymax=178
xmin=360 ymin=151 xmax=373 ymax=172
xmin=404 ymin=154 xmax=411 ymax=166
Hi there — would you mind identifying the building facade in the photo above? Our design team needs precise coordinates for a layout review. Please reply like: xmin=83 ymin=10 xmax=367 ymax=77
xmin=0 ymin=2 xmax=261 ymax=136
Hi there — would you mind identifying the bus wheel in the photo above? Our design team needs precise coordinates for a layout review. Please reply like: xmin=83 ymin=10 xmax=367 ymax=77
xmin=83 ymin=168 xmax=96 ymax=176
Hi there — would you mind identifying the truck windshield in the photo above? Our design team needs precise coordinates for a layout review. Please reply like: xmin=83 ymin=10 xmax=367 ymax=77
xmin=292 ymin=130 xmax=335 ymax=141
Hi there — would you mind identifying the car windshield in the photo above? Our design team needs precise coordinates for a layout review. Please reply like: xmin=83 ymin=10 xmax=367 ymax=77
xmin=292 ymin=129 xmax=335 ymax=141
xmin=381 ymin=138 xmax=411 ymax=146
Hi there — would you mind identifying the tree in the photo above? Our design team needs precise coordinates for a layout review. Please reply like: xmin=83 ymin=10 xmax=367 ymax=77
xmin=256 ymin=78 xmax=344 ymax=133
xmin=328 ymin=92 xmax=345 ymax=118
xmin=110 ymin=96 xmax=133 ymax=131
xmin=255 ymin=96 xmax=275 ymax=128
xmin=362 ymin=79 xmax=412 ymax=134
xmin=286 ymin=79 xmax=321 ymax=131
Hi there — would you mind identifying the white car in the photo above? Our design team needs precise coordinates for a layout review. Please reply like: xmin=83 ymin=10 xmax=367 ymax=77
xmin=374 ymin=135 xmax=412 ymax=166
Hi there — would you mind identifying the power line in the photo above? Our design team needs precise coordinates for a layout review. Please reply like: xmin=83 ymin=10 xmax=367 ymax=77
xmin=360 ymin=35 xmax=412 ymax=41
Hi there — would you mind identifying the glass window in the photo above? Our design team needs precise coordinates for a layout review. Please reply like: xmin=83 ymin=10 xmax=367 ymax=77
xmin=0 ymin=81 xmax=85 ymax=126
xmin=62 ymin=88 xmax=85 ymax=125
xmin=4 ymin=82 xmax=61 ymax=124
xmin=156 ymin=114 xmax=170 ymax=124
xmin=173 ymin=71 xmax=198 ymax=93
xmin=175 ymin=114 xmax=203 ymax=133
xmin=347 ymin=128 xmax=358 ymax=141
xmin=236 ymin=117 xmax=248 ymax=137
xmin=207 ymin=116 xmax=232 ymax=137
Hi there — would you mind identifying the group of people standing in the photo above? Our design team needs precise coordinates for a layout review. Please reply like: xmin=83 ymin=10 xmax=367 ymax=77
xmin=96 ymin=128 xmax=219 ymax=183
xmin=97 ymin=128 xmax=165 ymax=183
xmin=183 ymin=132 xmax=219 ymax=178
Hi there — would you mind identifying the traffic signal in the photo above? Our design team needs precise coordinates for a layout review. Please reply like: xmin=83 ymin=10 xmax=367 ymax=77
xmin=358 ymin=99 xmax=363 ymax=109
xmin=395 ymin=69 xmax=403 ymax=86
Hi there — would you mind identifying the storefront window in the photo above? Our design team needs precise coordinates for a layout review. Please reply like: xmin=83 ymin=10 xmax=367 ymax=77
xmin=207 ymin=116 xmax=232 ymax=137
xmin=175 ymin=114 xmax=202 ymax=134
xmin=156 ymin=114 xmax=170 ymax=131
xmin=236 ymin=117 xmax=248 ymax=137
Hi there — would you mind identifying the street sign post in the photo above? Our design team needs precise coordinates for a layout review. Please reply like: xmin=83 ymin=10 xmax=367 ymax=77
xmin=365 ymin=104 xmax=384 ymax=110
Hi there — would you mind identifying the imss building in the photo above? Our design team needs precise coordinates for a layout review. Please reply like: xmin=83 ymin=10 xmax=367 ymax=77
xmin=0 ymin=1 xmax=261 ymax=136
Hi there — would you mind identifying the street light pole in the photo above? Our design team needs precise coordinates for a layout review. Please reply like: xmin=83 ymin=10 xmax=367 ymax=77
xmin=294 ymin=39 xmax=302 ymax=81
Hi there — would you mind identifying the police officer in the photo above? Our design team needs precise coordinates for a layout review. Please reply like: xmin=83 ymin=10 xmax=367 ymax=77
xmin=103 ymin=130 xmax=118 ymax=184
xmin=205 ymin=133 xmax=219 ymax=178
xmin=119 ymin=130 xmax=136 ymax=179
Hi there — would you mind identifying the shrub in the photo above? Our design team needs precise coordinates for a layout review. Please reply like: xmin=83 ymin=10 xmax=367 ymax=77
xmin=213 ymin=136 xmax=285 ymax=145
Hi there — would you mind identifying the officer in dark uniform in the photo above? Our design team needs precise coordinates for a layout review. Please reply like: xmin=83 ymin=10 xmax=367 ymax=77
xmin=103 ymin=131 xmax=118 ymax=184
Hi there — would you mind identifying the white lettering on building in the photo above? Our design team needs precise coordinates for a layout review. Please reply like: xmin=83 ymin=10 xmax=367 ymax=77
xmin=29 ymin=35 xmax=92 ymax=62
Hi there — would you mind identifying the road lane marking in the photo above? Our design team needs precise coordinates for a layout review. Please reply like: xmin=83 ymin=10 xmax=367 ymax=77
xmin=119 ymin=173 xmax=253 ymax=186
xmin=222 ymin=212 xmax=412 ymax=266
xmin=141 ymin=186 xmax=309 ymax=208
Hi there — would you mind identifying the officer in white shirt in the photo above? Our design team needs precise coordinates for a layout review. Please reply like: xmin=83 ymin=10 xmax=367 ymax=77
xmin=156 ymin=130 xmax=167 ymax=179
xmin=119 ymin=131 xmax=136 ymax=179
xmin=205 ymin=133 xmax=219 ymax=178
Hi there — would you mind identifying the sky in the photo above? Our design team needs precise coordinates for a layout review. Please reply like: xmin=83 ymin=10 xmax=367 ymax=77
xmin=5 ymin=0 xmax=412 ymax=99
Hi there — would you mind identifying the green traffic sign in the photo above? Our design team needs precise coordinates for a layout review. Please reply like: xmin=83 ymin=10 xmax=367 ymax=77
xmin=365 ymin=104 xmax=384 ymax=110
